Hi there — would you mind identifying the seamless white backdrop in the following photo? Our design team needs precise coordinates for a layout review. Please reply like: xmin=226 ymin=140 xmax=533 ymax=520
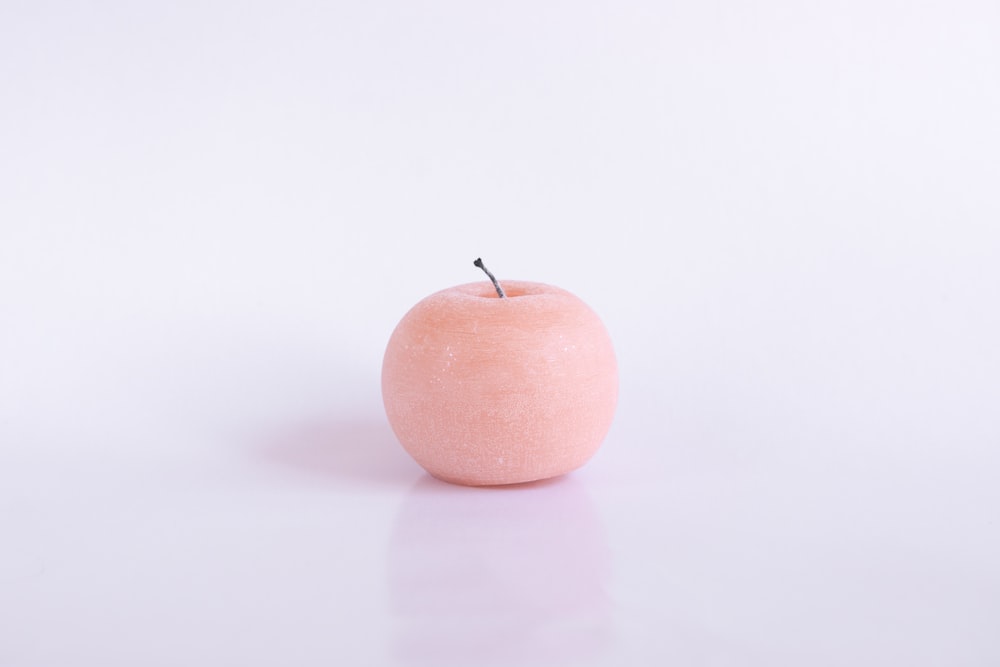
xmin=2 ymin=1 xmax=999 ymax=665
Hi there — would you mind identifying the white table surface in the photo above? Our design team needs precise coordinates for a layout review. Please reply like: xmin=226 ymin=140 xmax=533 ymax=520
xmin=2 ymin=2 xmax=998 ymax=665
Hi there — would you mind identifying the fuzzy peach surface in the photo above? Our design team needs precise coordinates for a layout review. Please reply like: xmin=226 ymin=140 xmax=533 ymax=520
xmin=382 ymin=280 xmax=618 ymax=486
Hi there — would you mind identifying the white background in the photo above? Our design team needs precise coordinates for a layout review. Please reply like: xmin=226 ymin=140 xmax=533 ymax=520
xmin=2 ymin=1 xmax=999 ymax=665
